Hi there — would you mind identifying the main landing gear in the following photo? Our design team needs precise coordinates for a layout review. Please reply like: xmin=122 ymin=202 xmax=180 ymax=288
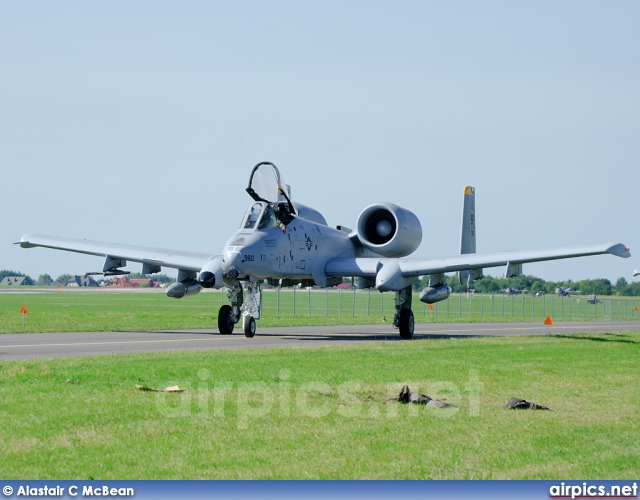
xmin=217 ymin=304 xmax=235 ymax=335
xmin=217 ymin=281 xmax=261 ymax=338
xmin=217 ymin=281 xmax=415 ymax=340
xmin=393 ymin=286 xmax=414 ymax=340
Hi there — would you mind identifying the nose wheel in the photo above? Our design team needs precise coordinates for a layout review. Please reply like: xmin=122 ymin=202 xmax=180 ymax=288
xmin=243 ymin=314 xmax=256 ymax=338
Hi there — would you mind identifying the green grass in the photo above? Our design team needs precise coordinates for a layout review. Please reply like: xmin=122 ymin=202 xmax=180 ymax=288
xmin=2 ymin=289 xmax=640 ymax=334
xmin=1 ymin=332 xmax=639 ymax=479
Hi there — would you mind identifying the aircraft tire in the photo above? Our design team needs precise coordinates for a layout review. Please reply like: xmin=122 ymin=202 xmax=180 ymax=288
xmin=398 ymin=309 xmax=414 ymax=340
xmin=218 ymin=305 xmax=234 ymax=335
xmin=244 ymin=316 xmax=256 ymax=338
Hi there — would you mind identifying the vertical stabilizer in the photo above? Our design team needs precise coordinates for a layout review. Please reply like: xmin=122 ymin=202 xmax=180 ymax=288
xmin=460 ymin=186 xmax=476 ymax=254
xmin=459 ymin=186 xmax=477 ymax=286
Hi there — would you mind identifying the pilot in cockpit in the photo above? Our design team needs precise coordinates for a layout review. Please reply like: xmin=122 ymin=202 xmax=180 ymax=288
xmin=275 ymin=202 xmax=294 ymax=229
xmin=257 ymin=204 xmax=277 ymax=230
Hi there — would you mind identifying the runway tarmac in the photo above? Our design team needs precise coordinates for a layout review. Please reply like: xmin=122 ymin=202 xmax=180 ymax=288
xmin=1 ymin=320 xmax=638 ymax=360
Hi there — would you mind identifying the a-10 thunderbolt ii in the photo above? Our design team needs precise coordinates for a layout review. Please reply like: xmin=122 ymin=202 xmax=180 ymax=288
xmin=18 ymin=161 xmax=631 ymax=339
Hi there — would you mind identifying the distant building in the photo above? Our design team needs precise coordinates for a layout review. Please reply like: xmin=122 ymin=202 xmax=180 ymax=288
xmin=104 ymin=277 xmax=136 ymax=288
xmin=66 ymin=275 xmax=99 ymax=287
xmin=0 ymin=276 xmax=29 ymax=286
xmin=128 ymin=278 xmax=162 ymax=288
xmin=334 ymin=282 xmax=353 ymax=289
xmin=103 ymin=277 xmax=162 ymax=288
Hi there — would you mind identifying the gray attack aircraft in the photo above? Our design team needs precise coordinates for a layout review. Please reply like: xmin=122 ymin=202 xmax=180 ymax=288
xmin=19 ymin=161 xmax=631 ymax=339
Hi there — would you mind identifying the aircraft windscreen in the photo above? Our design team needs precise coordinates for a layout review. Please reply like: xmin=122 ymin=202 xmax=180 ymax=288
xmin=241 ymin=202 xmax=278 ymax=231
xmin=243 ymin=203 xmax=264 ymax=229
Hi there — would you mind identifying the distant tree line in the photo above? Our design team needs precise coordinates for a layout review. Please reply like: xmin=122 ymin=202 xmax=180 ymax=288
xmin=0 ymin=270 xmax=174 ymax=286
xmin=3 ymin=268 xmax=640 ymax=296
xmin=414 ymin=274 xmax=640 ymax=296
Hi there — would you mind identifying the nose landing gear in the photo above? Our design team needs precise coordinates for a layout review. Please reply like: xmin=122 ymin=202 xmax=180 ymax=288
xmin=242 ymin=314 xmax=256 ymax=338
xmin=217 ymin=281 xmax=261 ymax=337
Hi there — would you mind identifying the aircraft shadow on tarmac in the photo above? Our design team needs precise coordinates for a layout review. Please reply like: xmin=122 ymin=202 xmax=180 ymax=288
xmin=153 ymin=330 xmax=220 ymax=336
xmin=151 ymin=330 xmax=491 ymax=342
xmin=148 ymin=327 xmax=640 ymax=344
xmin=289 ymin=332 xmax=496 ymax=341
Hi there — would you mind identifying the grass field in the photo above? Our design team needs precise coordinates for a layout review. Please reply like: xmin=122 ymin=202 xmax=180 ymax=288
xmin=2 ymin=289 xmax=638 ymax=479
xmin=1 ymin=331 xmax=638 ymax=479
xmin=2 ymin=288 xmax=640 ymax=334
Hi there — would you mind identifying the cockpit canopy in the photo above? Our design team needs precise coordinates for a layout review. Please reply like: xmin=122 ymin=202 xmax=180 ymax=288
xmin=242 ymin=161 xmax=328 ymax=229
xmin=246 ymin=161 xmax=292 ymax=206
xmin=243 ymin=161 xmax=297 ymax=230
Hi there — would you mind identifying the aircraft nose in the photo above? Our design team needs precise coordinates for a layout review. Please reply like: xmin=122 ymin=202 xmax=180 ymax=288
xmin=222 ymin=233 xmax=261 ymax=278
xmin=222 ymin=249 xmax=244 ymax=278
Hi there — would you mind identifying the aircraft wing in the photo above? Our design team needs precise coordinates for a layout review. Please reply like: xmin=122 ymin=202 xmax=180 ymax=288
xmin=18 ymin=234 xmax=217 ymax=273
xmin=325 ymin=243 xmax=631 ymax=278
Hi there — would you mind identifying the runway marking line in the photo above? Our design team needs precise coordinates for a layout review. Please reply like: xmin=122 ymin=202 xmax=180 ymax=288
xmin=1 ymin=337 xmax=227 ymax=349
xmin=2 ymin=324 xmax=628 ymax=350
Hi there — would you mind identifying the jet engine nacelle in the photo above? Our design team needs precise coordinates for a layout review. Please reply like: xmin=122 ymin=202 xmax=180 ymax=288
xmin=356 ymin=203 xmax=422 ymax=258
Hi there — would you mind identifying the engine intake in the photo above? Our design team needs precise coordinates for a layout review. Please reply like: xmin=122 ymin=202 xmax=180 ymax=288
xmin=356 ymin=203 xmax=422 ymax=257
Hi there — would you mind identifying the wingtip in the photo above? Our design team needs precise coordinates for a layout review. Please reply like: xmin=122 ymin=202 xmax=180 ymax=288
xmin=16 ymin=234 xmax=35 ymax=248
xmin=607 ymin=243 xmax=631 ymax=258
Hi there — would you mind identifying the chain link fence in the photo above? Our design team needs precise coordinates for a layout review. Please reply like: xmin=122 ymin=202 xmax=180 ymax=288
xmin=215 ymin=288 xmax=640 ymax=321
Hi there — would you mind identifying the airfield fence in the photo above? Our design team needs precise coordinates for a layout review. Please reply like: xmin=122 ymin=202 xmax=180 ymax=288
xmin=219 ymin=288 xmax=640 ymax=322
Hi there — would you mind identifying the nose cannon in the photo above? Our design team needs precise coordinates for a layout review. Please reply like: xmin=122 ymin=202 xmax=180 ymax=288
xmin=222 ymin=250 xmax=243 ymax=278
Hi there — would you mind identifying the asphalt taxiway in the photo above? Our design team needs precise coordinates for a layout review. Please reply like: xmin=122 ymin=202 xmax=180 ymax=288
xmin=1 ymin=321 xmax=638 ymax=360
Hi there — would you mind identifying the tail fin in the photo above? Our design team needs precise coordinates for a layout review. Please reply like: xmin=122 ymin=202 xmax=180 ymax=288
xmin=459 ymin=186 xmax=480 ymax=286
xmin=460 ymin=186 xmax=476 ymax=255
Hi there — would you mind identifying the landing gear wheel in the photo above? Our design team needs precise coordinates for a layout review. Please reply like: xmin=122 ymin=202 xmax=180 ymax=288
xmin=398 ymin=309 xmax=414 ymax=340
xmin=244 ymin=316 xmax=256 ymax=338
xmin=218 ymin=305 xmax=234 ymax=335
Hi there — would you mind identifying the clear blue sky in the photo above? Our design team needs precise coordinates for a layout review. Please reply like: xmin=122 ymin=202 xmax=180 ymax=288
xmin=1 ymin=1 xmax=638 ymax=283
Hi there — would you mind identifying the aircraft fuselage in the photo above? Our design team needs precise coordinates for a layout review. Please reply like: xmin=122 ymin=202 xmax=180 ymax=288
xmin=221 ymin=203 xmax=359 ymax=286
